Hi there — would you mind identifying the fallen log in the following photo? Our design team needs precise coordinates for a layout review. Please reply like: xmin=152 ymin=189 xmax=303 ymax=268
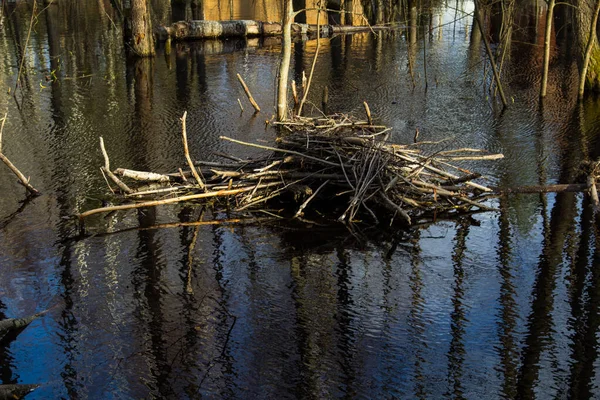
xmin=155 ymin=20 xmax=391 ymax=41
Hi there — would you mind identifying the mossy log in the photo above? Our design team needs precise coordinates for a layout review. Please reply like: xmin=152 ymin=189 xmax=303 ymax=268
xmin=155 ymin=20 xmax=389 ymax=41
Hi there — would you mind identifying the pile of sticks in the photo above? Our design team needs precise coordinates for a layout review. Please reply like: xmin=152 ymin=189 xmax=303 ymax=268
xmin=78 ymin=112 xmax=503 ymax=226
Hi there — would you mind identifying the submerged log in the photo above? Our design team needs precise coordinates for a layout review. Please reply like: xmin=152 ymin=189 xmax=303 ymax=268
xmin=155 ymin=20 xmax=390 ymax=41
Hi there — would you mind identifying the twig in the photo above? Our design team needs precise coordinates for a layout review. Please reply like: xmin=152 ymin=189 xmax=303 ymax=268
xmin=363 ymin=101 xmax=373 ymax=125
xmin=588 ymin=175 xmax=600 ymax=212
xmin=78 ymin=181 xmax=283 ymax=220
xmin=0 ymin=112 xmax=6 ymax=153
xmin=236 ymin=73 xmax=260 ymax=112
xmin=114 ymin=168 xmax=171 ymax=182
xmin=220 ymin=136 xmax=339 ymax=167
xmin=297 ymin=4 xmax=322 ymax=117
xmin=125 ymin=185 xmax=194 ymax=198
xmin=0 ymin=113 xmax=40 ymax=196
xmin=294 ymin=179 xmax=329 ymax=218
xmin=237 ymin=98 xmax=244 ymax=112
xmin=180 ymin=112 xmax=205 ymax=190
xmin=0 ymin=152 xmax=40 ymax=196
xmin=291 ymin=80 xmax=299 ymax=114
xmin=99 ymin=137 xmax=132 ymax=194
xmin=379 ymin=191 xmax=412 ymax=225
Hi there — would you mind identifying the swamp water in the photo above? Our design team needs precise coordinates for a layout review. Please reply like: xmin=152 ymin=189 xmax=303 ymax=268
xmin=1 ymin=0 xmax=600 ymax=398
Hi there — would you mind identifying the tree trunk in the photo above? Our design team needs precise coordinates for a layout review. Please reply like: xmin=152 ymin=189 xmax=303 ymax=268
xmin=129 ymin=0 xmax=155 ymax=56
xmin=540 ymin=0 xmax=555 ymax=98
xmin=579 ymin=0 xmax=600 ymax=97
xmin=277 ymin=0 xmax=294 ymax=121
xmin=577 ymin=0 xmax=600 ymax=92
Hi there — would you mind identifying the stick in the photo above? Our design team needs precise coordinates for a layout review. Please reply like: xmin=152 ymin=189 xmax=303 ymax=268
xmin=394 ymin=151 xmax=492 ymax=192
xmin=379 ymin=191 xmax=412 ymax=225
xmin=588 ymin=175 xmax=600 ymax=212
xmin=180 ymin=112 xmax=205 ymax=190
xmin=439 ymin=154 xmax=504 ymax=161
xmin=363 ymin=101 xmax=373 ymax=125
xmin=291 ymin=80 xmax=299 ymax=113
xmin=412 ymin=180 xmax=496 ymax=211
xmin=298 ymin=5 xmax=322 ymax=117
xmin=0 ymin=152 xmax=40 ymax=196
xmin=237 ymin=98 xmax=244 ymax=112
xmin=220 ymin=136 xmax=340 ymax=167
xmin=236 ymin=73 xmax=260 ymax=112
xmin=125 ymin=185 xmax=194 ymax=198
xmin=294 ymin=179 xmax=329 ymax=218
xmin=0 ymin=114 xmax=40 ymax=196
xmin=114 ymin=168 xmax=171 ymax=182
xmin=77 ymin=181 xmax=283 ymax=219
xmin=99 ymin=137 xmax=132 ymax=194
xmin=0 ymin=112 xmax=6 ymax=153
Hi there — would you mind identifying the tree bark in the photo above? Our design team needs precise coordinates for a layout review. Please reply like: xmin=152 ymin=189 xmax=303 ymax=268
xmin=540 ymin=0 xmax=555 ymax=98
xmin=277 ymin=0 xmax=294 ymax=121
xmin=577 ymin=0 xmax=600 ymax=92
xmin=129 ymin=0 xmax=155 ymax=56
xmin=579 ymin=0 xmax=600 ymax=97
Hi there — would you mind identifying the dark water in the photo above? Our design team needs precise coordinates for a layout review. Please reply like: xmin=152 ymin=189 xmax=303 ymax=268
xmin=1 ymin=1 xmax=600 ymax=399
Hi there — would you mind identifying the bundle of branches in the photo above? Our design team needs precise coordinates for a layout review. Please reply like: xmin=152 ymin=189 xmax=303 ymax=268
xmin=78 ymin=112 xmax=503 ymax=227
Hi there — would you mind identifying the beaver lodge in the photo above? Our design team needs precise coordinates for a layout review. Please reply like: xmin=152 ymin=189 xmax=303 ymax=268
xmin=77 ymin=110 xmax=505 ymax=230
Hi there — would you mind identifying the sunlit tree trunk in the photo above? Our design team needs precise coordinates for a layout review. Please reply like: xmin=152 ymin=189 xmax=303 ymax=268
xmin=540 ymin=0 xmax=555 ymax=98
xmin=277 ymin=0 xmax=293 ymax=121
xmin=577 ymin=0 xmax=600 ymax=93
xmin=578 ymin=0 xmax=600 ymax=97
xmin=129 ymin=0 xmax=155 ymax=56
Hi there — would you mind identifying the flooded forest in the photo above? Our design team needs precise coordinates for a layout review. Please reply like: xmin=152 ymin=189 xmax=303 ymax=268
xmin=1 ymin=0 xmax=600 ymax=398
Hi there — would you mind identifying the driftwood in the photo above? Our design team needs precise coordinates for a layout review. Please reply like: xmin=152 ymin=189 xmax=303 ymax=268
xmin=0 ymin=153 xmax=40 ymax=196
xmin=156 ymin=20 xmax=389 ymax=41
xmin=180 ymin=112 xmax=205 ymax=189
xmin=0 ymin=114 xmax=40 ymax=196
xmin=0 ymin=384 xmax=39 ymax=400
xmin=236 ymin=74 xmax=261 ymax=113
